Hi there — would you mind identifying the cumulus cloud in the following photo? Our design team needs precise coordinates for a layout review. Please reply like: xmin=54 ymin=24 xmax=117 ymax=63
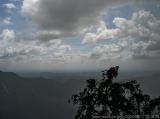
xmin=3 ymin=3 xmax=16 ymax=9
xmin=1 ymin=17 xmax=13 ymax=25
xmin=2 ymin=1 xmax=160 ymax=70
xmin=3 ymin=3 xmax=17 ymax=14
xmin=35 ymin=30 xmax=63 ymax=41
xmin=0 ymin=29 xmax=15 ymax=41
xmin=21 ymin=0 xmax=129 ymax=40
xmin=10 ymin=0 xmax=21 ymax=2
xmin=0 ymin=29 xmax=72 ymax=64
xmin=114 ymin=10 xmax=160 ymax=58
xmin=82 ymin=20 xmax=120 ymax=44
xmin=84 ymin=10 xmax=160 ymax=60
xmin=89 ymin=44 xmax=122 ymax=60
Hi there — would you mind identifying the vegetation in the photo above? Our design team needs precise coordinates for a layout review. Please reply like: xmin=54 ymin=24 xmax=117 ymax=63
xmin=70 ymin=66 xmax=160 ymax=119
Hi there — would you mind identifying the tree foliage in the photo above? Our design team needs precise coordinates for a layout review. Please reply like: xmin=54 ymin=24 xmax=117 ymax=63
xmin=69 ymin=66 xmax=160 ymax=119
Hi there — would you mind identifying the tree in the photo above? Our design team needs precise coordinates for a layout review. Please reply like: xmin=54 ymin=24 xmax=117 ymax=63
xmin=69 ymin=66 xmax=160 ymax=119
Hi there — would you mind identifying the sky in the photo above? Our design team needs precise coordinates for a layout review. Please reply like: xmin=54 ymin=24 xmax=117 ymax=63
xmin=0 ymin=0 xmax=160 ymax=71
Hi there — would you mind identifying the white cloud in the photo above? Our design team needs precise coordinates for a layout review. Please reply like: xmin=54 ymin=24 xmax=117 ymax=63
xmin=114 ymin=10 xmax=160 ymax=58
xmin=0 ymin=29 xmax=72 ymax=64
xmin=35 ymin=30 xmax=62 ymax=41
xmin=0 ymin=29 xmax=15 ymax=41
xmin=1 ymin=7 xmax=160 ymax=70
xmin=1 ymin=17 xmax=13 ymax=25
xmin=82 ymin=20 xmax=120 ymax=44
xmin=89 ymin=44 xmax=122 ymax=60
xmin=3 ymin=3 xmax=16 ymax=13
xmin=3 ymin=3 xmax=16 ymax=9
xmin=21 ymin=0 xmax=39 ymax=17
xmin=83 ymin=10 xmax=160 ymax=60
xmin=10 ymin=0 xmax=21 ymax=2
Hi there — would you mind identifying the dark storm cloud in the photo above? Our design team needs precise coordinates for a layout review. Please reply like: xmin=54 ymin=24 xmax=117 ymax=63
xmin=22 ymin=0 xmax=129 ymax=39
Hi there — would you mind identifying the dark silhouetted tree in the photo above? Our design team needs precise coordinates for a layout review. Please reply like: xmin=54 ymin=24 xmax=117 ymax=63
xmin=69 ymin=66 xmax=160 ymax=119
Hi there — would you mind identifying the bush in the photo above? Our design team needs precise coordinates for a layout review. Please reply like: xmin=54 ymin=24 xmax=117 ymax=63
xmin=69 ymin=66 xmax=160 ymax=119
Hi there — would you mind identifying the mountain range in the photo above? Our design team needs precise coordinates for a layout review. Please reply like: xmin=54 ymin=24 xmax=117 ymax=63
xmin=0 ymin=70 xmax=160 ymax=119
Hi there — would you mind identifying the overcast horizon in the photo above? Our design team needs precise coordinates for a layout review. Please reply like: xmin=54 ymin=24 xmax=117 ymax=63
xmin=0 ymin=0 xmax=160 ymax=71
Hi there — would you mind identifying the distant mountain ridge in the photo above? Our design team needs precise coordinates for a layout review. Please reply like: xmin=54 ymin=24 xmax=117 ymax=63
xmin=0 ymin=70 xmax=20 ymax=79
xmin=0 ymin=71 xmax=78 ymax=119
xmin=0 ymin=70 xmax=159 ymax=119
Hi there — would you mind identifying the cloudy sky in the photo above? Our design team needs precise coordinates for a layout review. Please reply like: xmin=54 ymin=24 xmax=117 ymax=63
xmin=0 ymin=0 xmax=160 ymax=71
